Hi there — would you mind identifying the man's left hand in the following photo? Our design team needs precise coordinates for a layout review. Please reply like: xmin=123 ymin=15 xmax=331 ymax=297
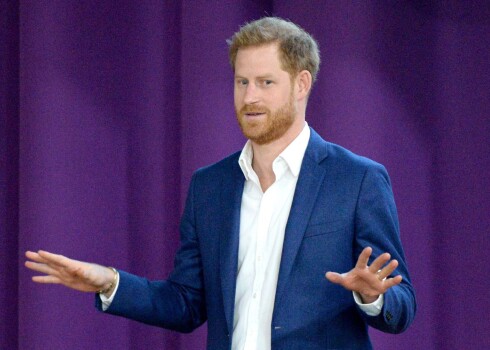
xmin=325 ymin=247 xmax=402 ymax=303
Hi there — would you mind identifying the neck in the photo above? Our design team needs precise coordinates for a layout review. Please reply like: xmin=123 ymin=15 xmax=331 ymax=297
xmin=251 ymin=119 xmax=305 ymax=192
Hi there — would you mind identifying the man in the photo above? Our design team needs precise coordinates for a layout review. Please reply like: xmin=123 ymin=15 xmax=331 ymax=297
xmin=26 ymin=17 xmax=416 ymax=349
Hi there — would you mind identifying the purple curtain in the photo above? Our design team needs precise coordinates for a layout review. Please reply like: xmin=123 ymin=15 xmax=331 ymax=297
xmin=2 ymin=1 xmax=489 ymax=349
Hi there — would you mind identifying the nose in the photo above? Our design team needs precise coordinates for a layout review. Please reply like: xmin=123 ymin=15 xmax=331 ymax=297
xmin=243 ymin=83 xmax=259 ymax=105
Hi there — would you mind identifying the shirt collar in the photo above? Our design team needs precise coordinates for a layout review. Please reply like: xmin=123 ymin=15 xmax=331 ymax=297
xmin=238 ymin=122 xmax=310 ymax=181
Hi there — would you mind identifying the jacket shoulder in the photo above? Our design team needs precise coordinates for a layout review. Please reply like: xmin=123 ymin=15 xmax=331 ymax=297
xmin=325 ymin=142 xmax=386 ymax=172
xmin=193 ymin=150 xmax=242 ymax=178
xmin=309 ymin=129 xmax=386 ymax=174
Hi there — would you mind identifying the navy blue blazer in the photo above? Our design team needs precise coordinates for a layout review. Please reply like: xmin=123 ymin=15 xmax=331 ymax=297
xmin=98 ymin=128 xmax=416 ymax=349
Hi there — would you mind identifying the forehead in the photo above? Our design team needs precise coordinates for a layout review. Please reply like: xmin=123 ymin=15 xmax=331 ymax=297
xmin=234 ymin=43 xmax=287 ymax=76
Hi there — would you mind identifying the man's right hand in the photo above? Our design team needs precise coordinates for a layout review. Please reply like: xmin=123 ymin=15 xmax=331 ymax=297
xmin=25 ymin=250 xmax=116 ymax=296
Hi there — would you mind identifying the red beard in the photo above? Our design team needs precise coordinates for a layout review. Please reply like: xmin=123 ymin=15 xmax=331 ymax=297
xmin=236 ymin=95 xmax=296 ymax=145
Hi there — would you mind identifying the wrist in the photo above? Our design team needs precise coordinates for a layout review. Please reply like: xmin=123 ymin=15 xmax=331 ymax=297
xmin=98 ymin=267 xmax=118 ymax=297
xmin=360 ymin=293 xmax=379 ymax=304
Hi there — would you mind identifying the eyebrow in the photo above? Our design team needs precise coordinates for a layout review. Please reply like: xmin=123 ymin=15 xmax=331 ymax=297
xmin=234 ymin=74 xmax=275 ymax=80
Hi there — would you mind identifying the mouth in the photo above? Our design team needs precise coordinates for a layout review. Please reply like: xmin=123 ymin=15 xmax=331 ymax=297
xmin=244 ymin=112 xmax=266 ymax=117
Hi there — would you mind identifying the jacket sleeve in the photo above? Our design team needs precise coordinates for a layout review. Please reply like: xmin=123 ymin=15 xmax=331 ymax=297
xmin=95 ymin=172 xmax=207 ymax=333
xmin=354 ymin=163 xmax=417 ymax=333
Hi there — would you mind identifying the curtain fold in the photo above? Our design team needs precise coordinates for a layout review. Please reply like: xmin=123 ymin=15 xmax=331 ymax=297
xmin=1 ymin=2 xmax=19 ymax=349
xmin=1 ymin=1 xmax=489 ymax=349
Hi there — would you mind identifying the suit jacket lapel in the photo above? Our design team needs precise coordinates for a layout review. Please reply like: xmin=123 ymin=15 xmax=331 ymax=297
xmin=274 ymin=129 xmax=329 ymax=310
xmin=219 ymin=159 xmax=244 ymax=334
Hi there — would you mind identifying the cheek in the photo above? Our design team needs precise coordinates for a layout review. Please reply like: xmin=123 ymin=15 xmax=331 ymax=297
xmin=273 ymin=88 xmax=290 ymax=102
xmin=234 ymin=90 xmax=242 ymax=106
xmin=267 ymin=96 xmax=285 ymax=110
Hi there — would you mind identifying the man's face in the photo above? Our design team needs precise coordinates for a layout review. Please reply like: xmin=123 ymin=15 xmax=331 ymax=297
xmin=234 ymin=43 xmax=297 ymax=145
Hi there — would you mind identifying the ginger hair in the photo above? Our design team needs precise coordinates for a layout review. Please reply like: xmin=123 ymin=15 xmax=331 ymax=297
xmin=227 ymin=17 xmax=320 ymax=83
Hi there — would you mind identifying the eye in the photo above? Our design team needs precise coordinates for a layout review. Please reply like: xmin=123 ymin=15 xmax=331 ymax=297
xmin=236 ymin=79 xmax=248 ymax=86
xmin=264 ymin=80 xmax=273 ymax=86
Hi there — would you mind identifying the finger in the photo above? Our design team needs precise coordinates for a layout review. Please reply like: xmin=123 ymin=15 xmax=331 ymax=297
xmin=26 ymin=250 xmax=65 ymax=267
xmin=25 ymin=261 xmax=61 ymax=277
xmin=369 ymin=252 xmax=391 ymax=274
xmin=377 ymin=259 xmax=399 ymax=280
xmin=32 ymin=275 xmax=63 ymax=284
xmin=38 ymin=250 xmax=79 ymax=269
xmin=325 ymin=271 xmax=344 ymax=285
xmin=26 ymin=251 xmax=50 ymax=264
xmin=355 ymin=247 xmax=372 ymax=268
xmin=382 ymin=275 xmax=403 ymax=290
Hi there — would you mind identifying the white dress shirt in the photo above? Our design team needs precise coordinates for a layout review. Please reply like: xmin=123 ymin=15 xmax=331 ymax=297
xmin=232 ymin=123 xmax=382 ymax=350
xmin=100 ymin=123 xmax=383 ymax=348
xmin=231 ymin=123 xmax=311 ymax=350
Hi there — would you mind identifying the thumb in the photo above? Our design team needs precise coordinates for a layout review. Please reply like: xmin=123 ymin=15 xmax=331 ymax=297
xmin=325 ymin=271 xmax=344 ymax=284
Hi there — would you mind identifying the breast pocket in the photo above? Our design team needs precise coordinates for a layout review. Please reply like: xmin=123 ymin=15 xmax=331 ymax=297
xmin=303 ymin=220 xmax=347 ymax=238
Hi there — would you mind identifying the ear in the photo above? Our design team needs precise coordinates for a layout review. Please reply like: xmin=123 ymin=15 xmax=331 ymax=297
xmin=295 ymin=70 xmax=312 ymax=101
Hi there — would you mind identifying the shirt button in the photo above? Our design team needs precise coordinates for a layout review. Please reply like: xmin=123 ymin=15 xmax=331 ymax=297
xmin=253 ymin=293 xmax=257 ymax=298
